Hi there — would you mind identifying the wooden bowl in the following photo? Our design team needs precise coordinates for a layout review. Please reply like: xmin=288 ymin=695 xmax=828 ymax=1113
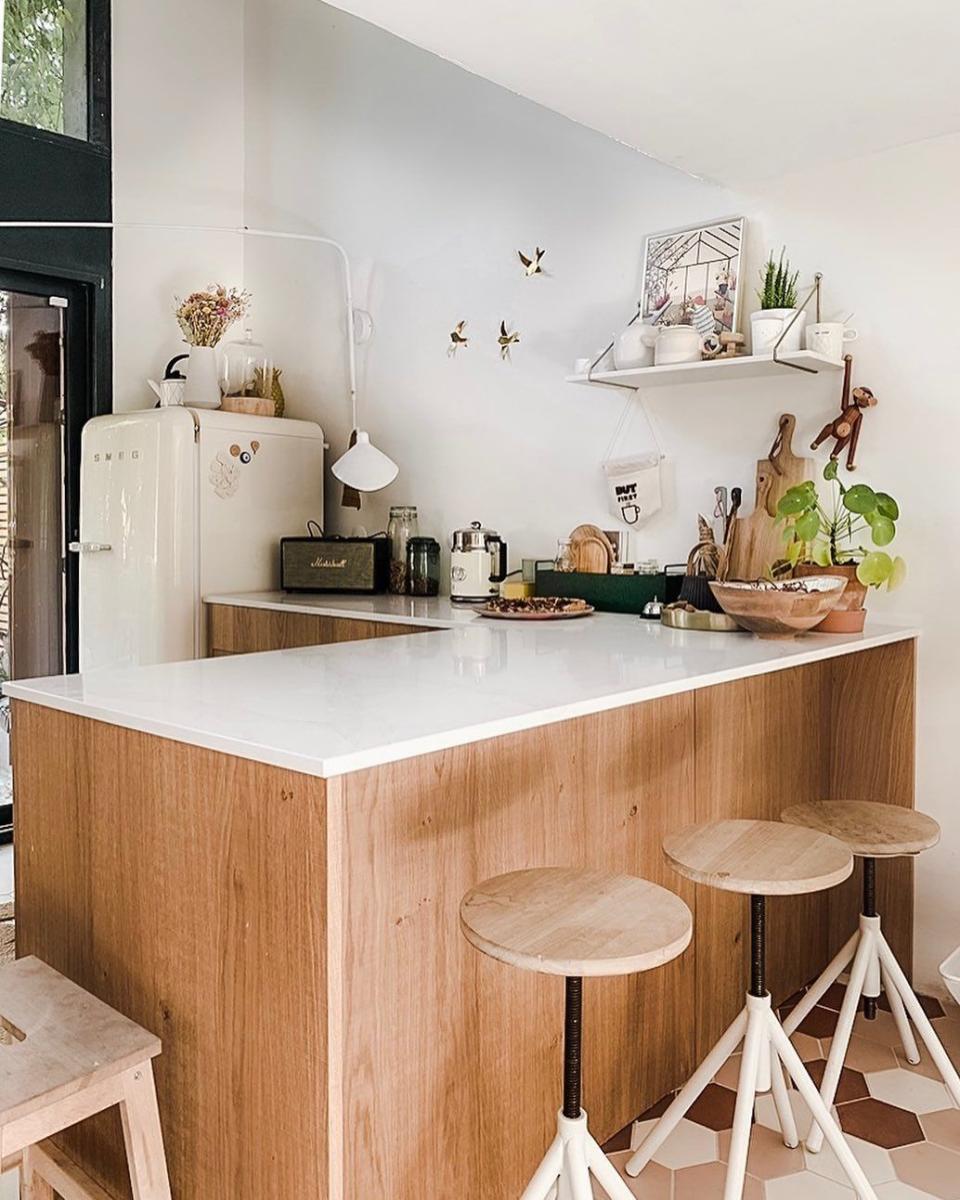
xmin=708 ymin=577 xmax=846 ymax=639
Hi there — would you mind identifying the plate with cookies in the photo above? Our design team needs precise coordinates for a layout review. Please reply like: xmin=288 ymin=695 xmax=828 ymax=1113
xmin=477 ymin=596 xmax=595 ymax=621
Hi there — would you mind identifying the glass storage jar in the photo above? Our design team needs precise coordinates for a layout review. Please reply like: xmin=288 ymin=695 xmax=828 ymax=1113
xmin=387 ymin=505 xmax=419 ymax=594
xmin=219 ymin=328 xmax=273 ymax=398
xmin=406 ymin=537 xmax=441 ymax=597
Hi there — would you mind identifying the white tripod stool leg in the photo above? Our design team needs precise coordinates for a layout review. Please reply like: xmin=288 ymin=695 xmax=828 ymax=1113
xmin=807 ymin=928 xmax=874 ymax=1153
xmin=782 ymin=930 xmax=858 ymax=1037
xmin=881 ymin=961 xmax=921 ymax=1064
xmin=521 ymin=1133 xmax=564 ymax=1200
xmin=878 ymin=935 xmax=960 ymax=1107
xmin=586 ymin=1135 xmax=637 ymax=1200
xmin=723 ymin=998 xmax=766 ymax=1200
xmin=770 ymin=1017 xmax=878 ymax=1200
xmin=564 ymin=1133 xmax=594 ymax=1200
xmin=769 ymin=1042 xmax=799 ymax=1149
xmin=624 ymin=1008 xmax=748 ymax=1177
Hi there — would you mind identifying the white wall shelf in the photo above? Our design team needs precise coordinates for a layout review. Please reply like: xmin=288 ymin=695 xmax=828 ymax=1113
xmin=565 ymin=350 xmax=845 ymax=391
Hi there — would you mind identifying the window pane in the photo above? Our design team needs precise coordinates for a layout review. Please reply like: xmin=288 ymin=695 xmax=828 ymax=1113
xmin=0 ymin=0 xmax=87 ymax=138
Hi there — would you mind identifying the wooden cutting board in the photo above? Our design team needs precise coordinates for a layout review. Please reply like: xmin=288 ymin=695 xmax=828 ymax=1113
xmin=756 ymin=413 xmax=813 ymax=517
xmin=569 ymin=524 xmax=614 ymax=574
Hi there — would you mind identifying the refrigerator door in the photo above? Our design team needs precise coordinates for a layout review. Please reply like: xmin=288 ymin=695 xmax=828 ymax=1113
xmin=77 ymin=409 xmax=199 ymax=670
xmin=196 ymin=411 xmax=324 ymax=620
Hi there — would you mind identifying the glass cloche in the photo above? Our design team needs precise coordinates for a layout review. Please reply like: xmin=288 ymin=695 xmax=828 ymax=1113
xmin=219 ymin=328 xmax=273 ymax=398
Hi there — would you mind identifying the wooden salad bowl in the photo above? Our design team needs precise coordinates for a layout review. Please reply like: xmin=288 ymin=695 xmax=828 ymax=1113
xmin=709 ymin=577 xmax=846 ymax=638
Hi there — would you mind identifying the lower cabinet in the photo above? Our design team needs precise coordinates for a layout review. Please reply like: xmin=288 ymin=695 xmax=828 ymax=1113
xmin=206 ymin=603 xmax=437 ymax=655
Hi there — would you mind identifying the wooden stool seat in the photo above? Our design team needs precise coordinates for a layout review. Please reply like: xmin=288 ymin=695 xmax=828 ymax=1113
xmin=780 ymin=800 xmax=941 ymax=858
xmin=0 ymin=956 xmax=171 ymax=1199
xmin=459 ymin=867 xmax=692 ymax=977
xmin=663 ymin=818 xmax=853 ymax=896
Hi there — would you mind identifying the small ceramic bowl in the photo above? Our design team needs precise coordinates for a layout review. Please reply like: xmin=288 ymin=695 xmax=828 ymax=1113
xmin=708 ymin=577 xmax=846 ymax=639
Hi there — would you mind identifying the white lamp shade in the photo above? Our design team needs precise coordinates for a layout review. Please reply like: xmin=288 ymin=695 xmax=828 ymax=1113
xmin=331 ymin=430 xmax=399 ymax=492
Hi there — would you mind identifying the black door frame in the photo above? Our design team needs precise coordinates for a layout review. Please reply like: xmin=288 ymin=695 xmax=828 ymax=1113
xmin=0 ymin=262 xmax=109 ymax=674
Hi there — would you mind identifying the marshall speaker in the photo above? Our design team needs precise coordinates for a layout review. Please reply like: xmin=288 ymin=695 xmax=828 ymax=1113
xmin=280 ymin=535 xmax=390 ymax=594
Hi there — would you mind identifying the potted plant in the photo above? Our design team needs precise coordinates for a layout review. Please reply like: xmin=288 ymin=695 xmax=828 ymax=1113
xmin=751 ymin=248 xmax=805 ymax=356
xmin=774 ymin=460 xmax=905 ymax=632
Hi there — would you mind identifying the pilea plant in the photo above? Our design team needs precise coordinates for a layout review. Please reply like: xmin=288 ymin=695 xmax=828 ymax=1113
xmin=775 ymin=460 xmax=906 ymax=589
xmin=757 ymin=248 xmax=800 ymax=310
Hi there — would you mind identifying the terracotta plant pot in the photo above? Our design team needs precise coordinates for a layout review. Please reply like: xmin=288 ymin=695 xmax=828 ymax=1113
xmin=794 ymin=563 xmax=868 ymax=633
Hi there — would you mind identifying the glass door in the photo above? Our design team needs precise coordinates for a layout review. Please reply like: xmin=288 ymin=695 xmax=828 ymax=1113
xmin=0 ymin=286 xmax=66 ymax=841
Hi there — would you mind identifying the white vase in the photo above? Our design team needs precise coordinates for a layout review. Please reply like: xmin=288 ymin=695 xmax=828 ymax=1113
xmin=183 ymin=346 xmax=222 ymax=409
xmin=751 ymin=309 xmax=807 ymax=357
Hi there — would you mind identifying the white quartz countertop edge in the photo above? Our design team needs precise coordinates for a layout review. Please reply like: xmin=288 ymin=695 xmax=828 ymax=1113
xmin=5 ymin=625 xmax=918 ymax=780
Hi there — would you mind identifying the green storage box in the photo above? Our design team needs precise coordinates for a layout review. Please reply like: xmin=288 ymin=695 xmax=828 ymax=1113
xmin=534 ymin=568 xmax=682 ymax=615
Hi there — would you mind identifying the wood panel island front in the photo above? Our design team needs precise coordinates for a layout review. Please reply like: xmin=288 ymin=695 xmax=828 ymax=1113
xmin=6 ymin=594 xmax=918 ymax=1200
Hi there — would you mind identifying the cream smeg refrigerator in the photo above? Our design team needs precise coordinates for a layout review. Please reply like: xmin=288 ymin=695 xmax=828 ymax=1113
xmin=74 ymin=407 xmax=324 ymax=670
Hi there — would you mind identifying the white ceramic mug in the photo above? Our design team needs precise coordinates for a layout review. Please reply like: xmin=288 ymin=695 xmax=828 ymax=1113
xmin=614 ymin=324 xmax=658 ymax=369
xmin=804 ymin=322 xmax=858 ymax=361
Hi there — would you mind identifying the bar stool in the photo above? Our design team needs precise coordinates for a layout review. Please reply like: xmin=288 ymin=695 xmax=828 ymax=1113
xmin=624 ymin=818 xmax=878 ymax=1200
xmin=1 ymin=955 xmax=172 ymax=1200
xmin=781 ymin=800 xmax=960 ymax=1152
xmin=460 ymin=866 xmax=692 ymax=1200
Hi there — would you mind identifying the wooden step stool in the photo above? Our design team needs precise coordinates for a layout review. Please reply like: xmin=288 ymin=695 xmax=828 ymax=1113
xmin=0 ymin=956 xmax=171 ymax=1200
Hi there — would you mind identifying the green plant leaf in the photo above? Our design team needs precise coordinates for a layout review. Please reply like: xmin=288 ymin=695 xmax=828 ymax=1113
xmin=857 ymin=551 xmax=893 ymax=587
xmin=778 ymin=487 xmax=812 ymax=516
xmin=812 ymin=543 xmax=832 ymax=567
xmin=823 ymin=459 xmax=839 ymax=482
xmin=887 ymin=555 xmax=907 ymax=591
xmin=868 ymin=515 xmax=896 ymax=546
xmin=796 ymin=510 xmax=820 ymax=541
xmin=843 ymin=484 xmax=878 ymax=515
xmin=875 ymin=492 xmax=900 ymax=520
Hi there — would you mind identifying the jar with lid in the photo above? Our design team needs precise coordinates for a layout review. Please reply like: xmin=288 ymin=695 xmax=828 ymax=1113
xmin=387 ymin=505 xmax=419 ymax=593
xmin=219 ymin=328 xmax=273 ymax=398
xmin=406 ymin=537 xmax=441 ymax=597
xmin=555 ymin=538 xmax=576 ymax=573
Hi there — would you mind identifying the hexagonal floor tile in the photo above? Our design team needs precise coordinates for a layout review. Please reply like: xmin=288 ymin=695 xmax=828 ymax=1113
xmin=804 ymin=1131 xmax=897 ymax=1186
xmin=881 ymin=993 xmax=945 ymax=1021
xmin=628 ymin=1117 xmax=718 ymax=1171
xmin=792 ymin=1004 xmax=840 ymax=1040
xmin=713 ymin=1052 xmax=743 ymax=1089
xmin=876 ymin=1183 xmax=948 ymax=1199
xmin=890 ymin=1142 xmax=960 ymax=1199
xmin=765 ymin=1169 xmax=858 ymax=1198
xmin=673 ymin=1160 xmax=763 ymax=1200
xmin=921 ymin=1109 xmax=960 ymax=1153
xmin=867 ymin=1068 xmax=952 ymax=1114
xmin=838 ymin=1097 xmax=925 ymax=1149
xmin=835 ymin=1033 xmax=900 ymax=1073
xmin=755 ymin=1086 xmax=816 ymax=1138
xmin=805 ymin=1057 xmax=870 ymax=1102
xmin=718 ymin=1122 xmax=805 ymax=1180
xmin=598 ymin=1153 xmax=671 ymax=1199
xmin=853 ymin=1009 xmax=910 ymax=1049
xmin=687 ymin=1083 xmax=738 ymax=1131
xmin=894 ymin=1047 xmax=945 ymax=1082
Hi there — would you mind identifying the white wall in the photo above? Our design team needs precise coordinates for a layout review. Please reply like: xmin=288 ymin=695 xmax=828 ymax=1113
xmin=746 ymin=133 xmax=960 ymax=990
xmin=111 ymin=0 xmax=245 ymax=408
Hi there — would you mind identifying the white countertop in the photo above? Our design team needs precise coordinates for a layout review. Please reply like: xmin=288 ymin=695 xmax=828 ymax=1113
xmin=204 ymin=590 xmax=481 ymax=628
xmin=5 ymin=592 xmax=918 ymax=779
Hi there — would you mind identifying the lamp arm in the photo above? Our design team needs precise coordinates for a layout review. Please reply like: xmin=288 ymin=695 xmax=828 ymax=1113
xmin=0 ymin=219 xmax=361 ymax=430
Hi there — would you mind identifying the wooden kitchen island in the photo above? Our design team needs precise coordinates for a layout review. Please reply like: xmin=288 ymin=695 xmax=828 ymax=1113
xmin=7 ymin=594 xmax=918 ymax=1200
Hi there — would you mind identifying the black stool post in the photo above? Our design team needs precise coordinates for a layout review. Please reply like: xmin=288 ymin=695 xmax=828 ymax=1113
xmin=563 ymin=976 xmax=583 ymax=1119
xmin=750 ymin=894 xmax=766 ymax=998
xmin=862 ymin=856 xmax=878 ymax=1019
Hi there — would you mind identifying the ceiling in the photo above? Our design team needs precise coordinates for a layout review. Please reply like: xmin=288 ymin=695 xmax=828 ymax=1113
xmin=322 ymin=0 xmax=960 ymax=188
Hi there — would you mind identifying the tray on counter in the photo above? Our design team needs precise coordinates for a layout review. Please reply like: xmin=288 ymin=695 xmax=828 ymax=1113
xmin=534 ymin=567 xmax=682 ymax=616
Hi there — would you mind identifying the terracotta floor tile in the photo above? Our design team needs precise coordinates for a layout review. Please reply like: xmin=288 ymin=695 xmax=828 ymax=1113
xmin=921 ymin=1110 xmax=960 ymax=1153
xmin=804 ymin=1131 xmax=897 ymax=1186
xmin=876 ymin=1182 xmax=949 ymax=1198
xmin=637 ymin=1093 xmax=674 ymax=1121
xmin=837 ymin=1097 xmax=925 ymax=1149
xmin=880 ymin=993 xmax=946 ymax=1021
xmin=795 ymin=1004 xmax=840 ymax=1039
xmin=687 ymin=1083 xmax=738 ymax=1132
xmin=673 ymin=1159 xmax=763 ymax=1199
xmin=600 ymin=1153 xmax=671 ymax=1199
xmin=890 ymin=1142 xmax=960 ymax=1199
xmin=602 ymin=1121 xmax=634 ymax=1153
xmin=820 ymin=982 xmax=854 ymax=1012
xmin=867 ymin=1068 xmax=952 ymax=1115
xmin=805 ymin=1057 xmax=870 ymax=1103
xmin=714 ymin=1052 xmax=743 ymax=1089
xmin=895 ymin=1047 xmax=945 ymax=1082
xmin=853 ymin=1009 xmax=911 ymax=1050
xmin=833 ymin=1033 xmax=900 ymax=1073
xmin=645 ymin=1117 xmax=718 ymax=1170
xmin=791 ymin=1031 xmax=823 ymax=1062
xmin=765 ymin=1170 xmax=859 ymax=1198
xmin=718 ymin=1122 xmax=805 ymax=1179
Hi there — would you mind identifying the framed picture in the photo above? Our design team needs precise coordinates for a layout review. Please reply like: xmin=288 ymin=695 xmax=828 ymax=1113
xmin=640 ymin=216 xmax=745 ymax=336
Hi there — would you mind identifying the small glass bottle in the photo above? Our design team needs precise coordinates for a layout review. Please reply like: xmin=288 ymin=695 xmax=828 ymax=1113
xmin=387 ymin=505 xmax=419 ymax=594
xmin=555 ymin=538 xmax=576 ymax=573
xmin=406 ymin=537 xmax=441 ymax=597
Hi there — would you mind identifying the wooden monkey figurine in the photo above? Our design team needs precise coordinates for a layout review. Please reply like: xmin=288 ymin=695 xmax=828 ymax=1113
xmin=810 ymin=355 xmax=877 ymax=470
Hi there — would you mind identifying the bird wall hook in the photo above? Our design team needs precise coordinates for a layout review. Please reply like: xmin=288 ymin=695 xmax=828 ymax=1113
xmin=448 ymin=320 xmax=469 ymax=356
xmin=518 ymin=247 xmax=545 ymax=277
xmin=498 ymin=321 xmax=520 ymax=361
